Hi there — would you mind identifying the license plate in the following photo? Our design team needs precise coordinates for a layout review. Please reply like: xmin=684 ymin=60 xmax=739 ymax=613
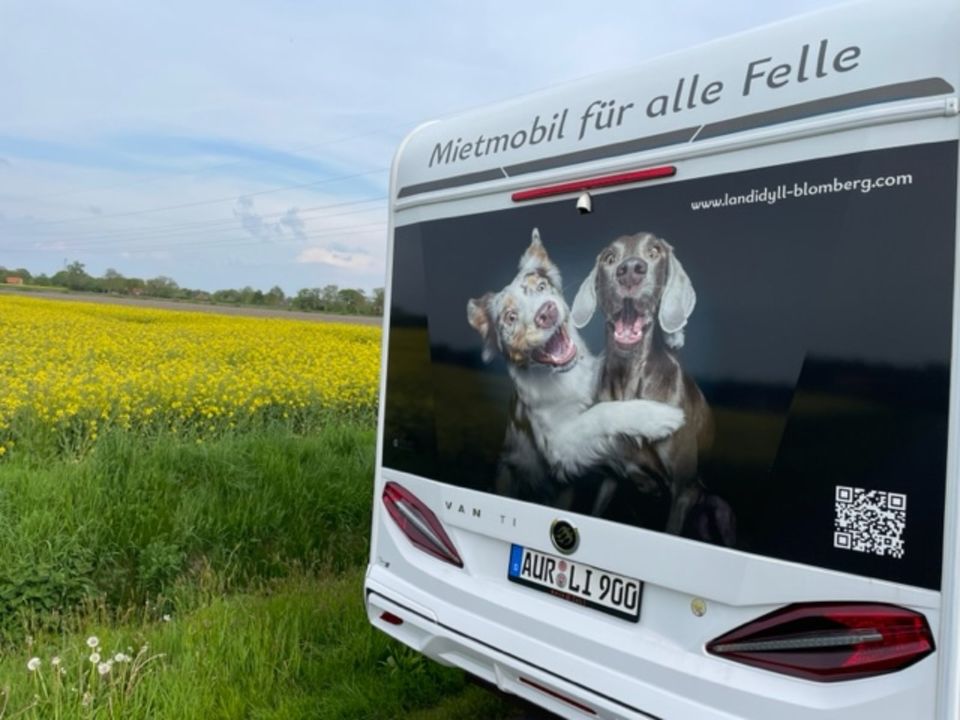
xmin=507 ymin=544 xmax=642 ymax=622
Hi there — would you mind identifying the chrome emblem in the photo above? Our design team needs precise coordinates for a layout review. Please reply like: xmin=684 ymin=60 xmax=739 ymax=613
xmin=550 ymin=519 xmax=579 ymax=554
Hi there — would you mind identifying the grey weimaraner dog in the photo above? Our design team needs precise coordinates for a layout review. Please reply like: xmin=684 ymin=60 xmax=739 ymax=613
xmin=572 ymin=232 xmax=730 ymax=541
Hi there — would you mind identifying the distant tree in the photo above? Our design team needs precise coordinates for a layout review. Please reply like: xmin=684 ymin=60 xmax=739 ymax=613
xmin=125 ymin=277 xmax=146 ymax=294
xmin=0 ymin=261 xmax=323 ymax=312
xmin=212 ymin=288 xmax=241 ymax=304
xmin=372 ymin=287 xmax=385 ymax=315
xmin=292 ymin=288 xmax=321 ymax=311
xmin=144 ymin=276 xmax=179 ymax=298
xmin=52 ymin=261 xmax=92 ymax=291
xmin=238 ymin=286 xmax=256 ymax=305
xmin=102 ymin=268 xmax=126 ymax=294
xmin=67 ymin=261 xmax=91 ymax=290
xmin=337 ymin=288 xmax=366 ymax=313
xmin=320 ymin=285 xmax=339 ymax=311
xmin=265 ymin=285 xmax=285 ymax=306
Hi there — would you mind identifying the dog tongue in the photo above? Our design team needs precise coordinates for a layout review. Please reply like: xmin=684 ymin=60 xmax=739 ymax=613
xmin=614 ymin=305 xmax=644 ymax=345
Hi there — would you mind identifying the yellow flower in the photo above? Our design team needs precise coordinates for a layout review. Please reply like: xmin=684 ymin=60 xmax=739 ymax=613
xmin=0 ymin=295 xmax=381 ymax=449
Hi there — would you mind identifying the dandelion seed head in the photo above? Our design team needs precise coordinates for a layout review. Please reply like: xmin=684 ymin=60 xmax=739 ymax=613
xmin=51 ymin=656 xmax=61 ymax=666
xmin=26 ymin=657 xmax=41 ymax=672
xmin=97 ymin=662 xmax=110 ymax=676
xmin=89 ymin=652 xmax=101 ymax=664
xmin=86 ymin=636 xmax=99 ymax=649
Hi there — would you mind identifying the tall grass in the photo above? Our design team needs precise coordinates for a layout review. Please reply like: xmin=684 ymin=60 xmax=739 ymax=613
xmin=0 ymin=570 xmax=515 ymax=719
xmin=0 ymin=426 xmax=524 ymax=719
xmin=0 ymin=424 xmax=374 ymax=642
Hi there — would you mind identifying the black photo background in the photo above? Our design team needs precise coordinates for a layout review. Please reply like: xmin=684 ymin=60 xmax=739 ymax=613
xmin=384 ymin=141 xmax=957 ymax=590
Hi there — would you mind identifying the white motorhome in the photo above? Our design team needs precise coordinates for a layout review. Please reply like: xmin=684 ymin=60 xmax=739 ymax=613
xmin=364 ymin=1 xmax=960 ymax=717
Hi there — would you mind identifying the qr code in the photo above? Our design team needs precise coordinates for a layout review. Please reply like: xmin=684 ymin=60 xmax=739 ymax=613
xmin=834 ymin=486 xmax=906 ymax=558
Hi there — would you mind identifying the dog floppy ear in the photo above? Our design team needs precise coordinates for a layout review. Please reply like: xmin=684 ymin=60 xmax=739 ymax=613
xmin=571 ymin=265 xmax=597 ymax=329
xmin=467 ymin=292 xmax=499 ymax=363
xmin=658 ymin=243 xmax=696 ymax=341
xmin=519 ymin=228 xmax=562 ymax=289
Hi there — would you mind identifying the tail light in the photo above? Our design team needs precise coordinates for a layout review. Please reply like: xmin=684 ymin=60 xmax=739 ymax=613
xmin=382 ymin=482 xmax=463 ymax=568
xmin=707 ymin=602 xmax=935 ymax=681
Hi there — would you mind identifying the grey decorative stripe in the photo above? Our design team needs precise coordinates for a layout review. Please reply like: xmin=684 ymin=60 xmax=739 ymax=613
xmin=396 ymin=168 xmax=506 ymax=198
xmin=503 ymin=126 xmax=701 ymax=177
xmin=396 ymin=77 xmax=955 ymax=199
xmin=696 ymin=77 xmax=954 ymax=141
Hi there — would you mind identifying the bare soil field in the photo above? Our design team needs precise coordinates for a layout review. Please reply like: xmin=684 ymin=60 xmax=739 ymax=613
xmin=0 ymin=288 xmax=382 ymax=326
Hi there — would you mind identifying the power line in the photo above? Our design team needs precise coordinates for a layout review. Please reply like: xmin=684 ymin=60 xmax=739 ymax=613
xmin=5 ymin=167 xmax=388 ymax=228
xmin=24 ymin=195 xmax=387 ymax=243
xmin=56 ymin=221 xmax=388 ymax=255
xmin=41 ymin=208 xmax=387 ymax=251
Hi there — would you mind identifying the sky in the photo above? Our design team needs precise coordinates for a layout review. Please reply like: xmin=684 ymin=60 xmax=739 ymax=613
xmin=1 ymin=0 xmax=845 ymax=295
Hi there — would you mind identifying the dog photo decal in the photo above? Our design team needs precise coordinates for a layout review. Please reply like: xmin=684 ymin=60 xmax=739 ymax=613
xmin=390 ymin=142 xmax=957 ymax=587
xmin=466 ymin=228 xmax=730 ymax=543
xmin=571 ymin=233 xmax=729 ymax=542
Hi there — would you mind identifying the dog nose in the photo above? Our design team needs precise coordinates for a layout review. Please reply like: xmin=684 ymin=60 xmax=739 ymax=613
xmin=616 ymin=257 xmax=647 ymax=288
xmin=535 ymin=301 xmax=558 ymax=329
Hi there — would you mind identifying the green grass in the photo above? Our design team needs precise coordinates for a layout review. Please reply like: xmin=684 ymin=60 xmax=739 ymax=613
xmin=0 ymin=425 xmax=524 ymax=719
xmin=0 ymin=570 xmax=514 ymax=719
xmin=0 ymin=284 xmax=69 ymax=294
xmin=0 ymin=424 xmax=375 ymax=638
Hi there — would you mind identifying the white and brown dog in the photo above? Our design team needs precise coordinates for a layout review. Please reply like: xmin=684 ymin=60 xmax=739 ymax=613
xmin=467 ymin=228 xmax=684 ymax=501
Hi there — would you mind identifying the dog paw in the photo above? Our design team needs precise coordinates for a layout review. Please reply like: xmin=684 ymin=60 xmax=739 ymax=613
xmin=634 ymin=402 xmax=685 ymax=440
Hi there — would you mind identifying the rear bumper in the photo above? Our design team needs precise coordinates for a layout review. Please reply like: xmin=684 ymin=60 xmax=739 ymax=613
xmin=365 ymin=562 xmax=937 ymax=720
xmin=365 ymin=576 xmax=671 ymax=720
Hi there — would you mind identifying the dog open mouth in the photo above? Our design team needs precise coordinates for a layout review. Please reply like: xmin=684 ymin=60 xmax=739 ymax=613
xmin=613 ymin=299 xmax=648 ymax=348
xmin=532 ymin=324 xmax=577 ymax=368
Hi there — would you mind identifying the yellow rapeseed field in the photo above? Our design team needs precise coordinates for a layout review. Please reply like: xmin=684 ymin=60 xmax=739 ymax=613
xmin=0 ymin=294 xmax=381 ymax=456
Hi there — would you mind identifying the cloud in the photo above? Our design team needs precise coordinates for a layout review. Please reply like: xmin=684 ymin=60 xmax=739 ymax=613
xmin=296 ymin=246 xmax=373 ymax=270
xmin=87 ymin=204 xmax=102 ymax=215
xmin=0 ymin=157 xmax=9 ymax=167
xmin=326 ymin=240 xmax=365 ymax=253
xmin=234 ymin=197 xmax=310 ymax=243
xmin=278 ymin=207 xmax=307 ymax=242
xmin=234 ymin=196 xmax=271 ymax=242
